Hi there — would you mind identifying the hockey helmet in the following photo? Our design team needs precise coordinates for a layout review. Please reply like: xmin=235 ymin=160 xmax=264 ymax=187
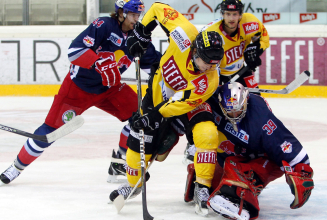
xmin=115 ymin=0 xmax=145 ymax=17
xmin=220 ymin=0 xmax=244 ymax=15
xmin=194 ymin=30 xmax=224 ymax=65
xmin=218 ymin=82 xmax=249 ymax=130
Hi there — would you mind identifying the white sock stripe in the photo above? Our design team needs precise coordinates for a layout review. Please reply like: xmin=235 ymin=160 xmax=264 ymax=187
xmin=289 ymin=148 xmax=308 ymax=167
xmin=28 ymin=138 xmax=45 ymax=152
xmin=121 ymin=127 xmax=130 ymax=137
xmin=24 ymin=142 xmax=43 ymax=157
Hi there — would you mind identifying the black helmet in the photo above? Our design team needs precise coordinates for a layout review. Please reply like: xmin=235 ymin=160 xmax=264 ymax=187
xmin=221 ymin=0 xmax=244 ymax=15
xmin=194 ymin=31 xmax=224 ymax=64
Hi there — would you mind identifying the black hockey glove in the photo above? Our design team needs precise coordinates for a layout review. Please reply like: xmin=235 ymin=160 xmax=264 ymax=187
xmin=131 ymin=108 xmax=163 ymax=131
xmin=127 ymin=22 xmax=152 ymax=57
xmin=244 ymin=40 xmax=264 ymax=72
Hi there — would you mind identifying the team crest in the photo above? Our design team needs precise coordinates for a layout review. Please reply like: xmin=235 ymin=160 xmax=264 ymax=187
xmin=62 ymin=110 xmax=76 ymax=124
xmin=83 ymin=35 xmax=95 ymax=47
xmin=162 ymin=8 xmax=179 ymax=24
xmin=280 ymin=141 xmax=292 ymax=153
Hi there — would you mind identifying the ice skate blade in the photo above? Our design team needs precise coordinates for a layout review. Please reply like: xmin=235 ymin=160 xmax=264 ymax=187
xmin=195 ymin=203 xmax=209 ymax=217
xmin=107 ymin=175 xmax=127 ymax=183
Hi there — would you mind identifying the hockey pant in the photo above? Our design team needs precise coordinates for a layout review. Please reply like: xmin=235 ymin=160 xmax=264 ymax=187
xmin=14 ymin=73 xmax=138 ymax=170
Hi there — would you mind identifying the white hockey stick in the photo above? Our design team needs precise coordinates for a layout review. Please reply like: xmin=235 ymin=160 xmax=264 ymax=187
xmin=248 ymin=70 xmax=310 ymax=94
xmin=0 ymin=115 xmax=84 ymax=143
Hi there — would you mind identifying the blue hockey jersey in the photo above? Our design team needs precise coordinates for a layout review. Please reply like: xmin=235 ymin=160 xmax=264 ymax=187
xmin=67 ymin=17 xmax=161 ymax=94
xmin=208 ymin=93 xmax=310 ymax=170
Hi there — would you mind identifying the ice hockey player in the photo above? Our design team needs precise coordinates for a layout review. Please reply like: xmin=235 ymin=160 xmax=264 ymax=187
xmin=182 ymin=0 xmax=270 ymax=166
xmin=204 ymin=0 xmax=269 ymax=87
xmin=109 ymin=2 xmax=225 ymax=209
xmin=184 ymin=82 xmax=314 ymax=219
xmin=0 ymin=0 xmax=161 ymax=185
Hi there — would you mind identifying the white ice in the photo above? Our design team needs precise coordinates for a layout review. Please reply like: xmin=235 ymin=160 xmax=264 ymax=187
xmin=0 ymin=97 xmax=326 ymax=220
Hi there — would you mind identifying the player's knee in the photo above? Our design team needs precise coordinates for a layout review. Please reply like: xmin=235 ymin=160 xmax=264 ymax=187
xmin=193 ymin=121 xmax=218 ymax=151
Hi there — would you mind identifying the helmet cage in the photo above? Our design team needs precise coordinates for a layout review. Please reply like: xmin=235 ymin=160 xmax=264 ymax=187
xmin=218 ymin=82 xmax=249 ymax=128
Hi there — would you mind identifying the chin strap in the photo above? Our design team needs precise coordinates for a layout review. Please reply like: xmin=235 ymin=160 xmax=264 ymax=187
xmin=192 ymin=55 xmax=200 ymax=72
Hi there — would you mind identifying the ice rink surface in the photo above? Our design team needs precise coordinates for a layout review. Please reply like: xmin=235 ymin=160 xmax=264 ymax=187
xmin=0 ymin=97 xmax=326 ymax=220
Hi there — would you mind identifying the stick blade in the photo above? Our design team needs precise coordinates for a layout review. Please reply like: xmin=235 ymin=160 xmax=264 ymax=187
xmin=285 ymin=70 xmax=310 ymax=94
xmin=113 ymin=195 xmax=125 ymax=213
xmin=46 ymin=115 xmax=84 ymax=143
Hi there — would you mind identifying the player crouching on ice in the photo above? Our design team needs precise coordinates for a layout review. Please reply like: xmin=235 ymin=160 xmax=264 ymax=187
xmin=184 ymin=82 xmax=314 ymax=219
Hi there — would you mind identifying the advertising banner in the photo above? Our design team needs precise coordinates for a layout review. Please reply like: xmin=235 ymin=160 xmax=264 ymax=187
xmin=0 ymin=37 xmax=326 ymax=86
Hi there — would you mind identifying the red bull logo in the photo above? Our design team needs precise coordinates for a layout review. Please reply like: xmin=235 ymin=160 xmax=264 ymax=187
xmin=226 ymin=97 xmax=238 ymax=107
xmin=280 ymin=141 xmax=292 ymax=153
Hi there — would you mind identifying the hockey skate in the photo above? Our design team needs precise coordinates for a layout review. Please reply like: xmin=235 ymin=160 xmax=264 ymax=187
xmin=182 ymin=143 xmax=196 ymax=165
xmin=208 ymin=193 xmax=250 ymax=220
xmin=194 ymin=182 xmax=210 ymax=216
xmin=0 ymin=163 xmax=22 ymax=186
xmin=107 ymin=149 xmax=127 ymax=183
xmin=109 ymin=182 xmax=142 ymax=212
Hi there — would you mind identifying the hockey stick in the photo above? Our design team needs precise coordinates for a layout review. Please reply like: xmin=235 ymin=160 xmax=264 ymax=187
xmin=121 ymin=66 xmax=250 ymax=84
xmin=121 ymin=77 xmax=148 ymax=84
xmin=229 ymin=66 xmax=249 ymax=82
xmin=113 ymin=155 xmax=157 ymax=213
xmin=134 ymin=55 xmax=157 ymax=220
xmin=0 ymin=115 xmax=84 ymax=143
xmin=247 ymin=70 xmax=310 ymax=94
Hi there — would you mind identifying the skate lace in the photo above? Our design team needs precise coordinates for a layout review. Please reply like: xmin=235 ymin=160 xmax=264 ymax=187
xmin=196 ymin=187 xmax=210 ymax=202
xmin=3 ymin=165 xmax=21 ymax=181
xmin=118 ymin=183 xmax=133 ymax=198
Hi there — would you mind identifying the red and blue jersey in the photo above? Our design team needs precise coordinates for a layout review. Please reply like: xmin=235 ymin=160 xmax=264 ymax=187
xmin=208 ymin=93 xmax=310 ymax=170
xmin=68 ymin=17 xmax=161 ymax=94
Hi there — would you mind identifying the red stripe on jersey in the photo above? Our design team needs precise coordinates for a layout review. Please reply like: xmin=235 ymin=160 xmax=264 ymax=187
xmin=71 ymin=49 xmax=99 ymax=69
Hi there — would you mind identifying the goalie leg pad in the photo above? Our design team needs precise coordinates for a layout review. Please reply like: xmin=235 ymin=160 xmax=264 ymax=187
xmin=184 ymin=163 xmax=196 ymax=202
xmin=208 ymin=156 xmax=261 ymax=219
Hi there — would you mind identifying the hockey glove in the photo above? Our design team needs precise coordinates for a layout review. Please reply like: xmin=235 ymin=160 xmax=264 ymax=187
xmin=127 ymin=22 xmax=152 ymax=57
xmin=94 ymin=57 xmax=121 ymax=87
xmin=282 ymin=160 xmax=314 ymax=209
xmin=244 ymin=40 xmax=264 ymax=72
xmin=131 ymin=108 xmax=163 ymax=131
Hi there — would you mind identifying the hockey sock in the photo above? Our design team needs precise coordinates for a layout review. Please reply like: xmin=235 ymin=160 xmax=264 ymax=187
xmin=14 ymin=123 xmax=56 ymax=170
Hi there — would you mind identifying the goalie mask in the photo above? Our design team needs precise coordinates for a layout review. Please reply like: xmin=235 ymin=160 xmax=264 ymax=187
xmin=218 ymin=82 xmax=249 ymax=132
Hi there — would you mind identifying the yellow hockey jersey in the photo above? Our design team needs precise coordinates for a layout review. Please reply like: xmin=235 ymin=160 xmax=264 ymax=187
xmin=203 ymin=13 xmax=269 ymax=76
xmin=142 ymin=3 xmax=220 ymax=118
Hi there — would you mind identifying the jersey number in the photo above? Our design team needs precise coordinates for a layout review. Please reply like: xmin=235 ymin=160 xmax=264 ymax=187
xmin=262 ymin=119 xmax=277 ymax=135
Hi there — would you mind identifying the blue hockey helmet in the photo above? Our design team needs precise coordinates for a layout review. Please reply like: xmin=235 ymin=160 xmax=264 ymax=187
xmin=218 ymin=82 xmax=249 ymax=131
xmin=115 ymin=0 xmax=145 ymax=17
